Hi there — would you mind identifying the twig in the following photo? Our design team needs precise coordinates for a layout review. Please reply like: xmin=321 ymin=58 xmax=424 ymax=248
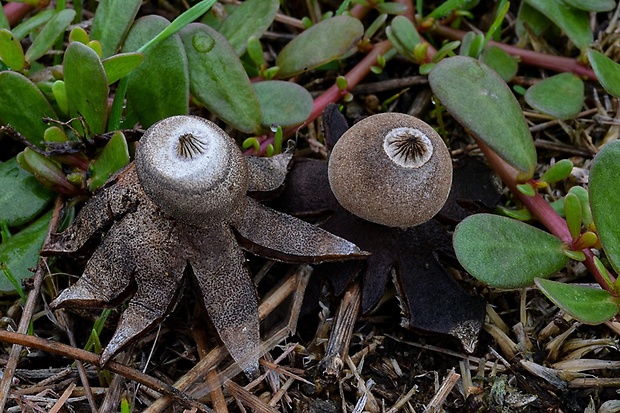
xmin=0 ymin=196 xmax=63 ymax=412
xmin=48 ymin=382 xmax=76 ymax=413
xmin=224 ymin=381 xmax=278 ymax=413
xmin=53 ymin=310 xmax=99 ymax=412
xmin=386 ymin=384 xmax=418 ymax=413
xmin=0 ymin=330 xmax=211 ymax=412
xmin=318 ymin=280 xmax=361 ymax=382
xmin=424 ymin=368 xmax=460 ymax=413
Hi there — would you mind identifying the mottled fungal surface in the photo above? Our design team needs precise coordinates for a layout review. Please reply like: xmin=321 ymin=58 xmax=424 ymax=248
xmin=328 ymin=113 xmax=453 ymax=228
xmin=41 ymin=116 xmax=366 ymax=377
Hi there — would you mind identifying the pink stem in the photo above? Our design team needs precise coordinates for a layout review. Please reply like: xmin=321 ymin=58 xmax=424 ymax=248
xmin=433 ymin=25 xmax=597 ymax=80
xmin=477 ymin=139 xmax=616 ymax=294
xmin=245 ymin=40 xmax=393 ymax=155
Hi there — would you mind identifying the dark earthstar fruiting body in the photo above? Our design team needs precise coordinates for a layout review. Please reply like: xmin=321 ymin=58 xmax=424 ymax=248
xmin=43 ymin=116 xmax=367 ymax=378
xmin=328 ymin=113 xmax=452 ymax=228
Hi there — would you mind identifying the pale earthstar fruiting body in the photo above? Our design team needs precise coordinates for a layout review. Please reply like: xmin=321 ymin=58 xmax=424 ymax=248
xmin=328 ymin=113 xmax=453 ymax=228
xmin=43 ymin=115 xmax=366 ymax=378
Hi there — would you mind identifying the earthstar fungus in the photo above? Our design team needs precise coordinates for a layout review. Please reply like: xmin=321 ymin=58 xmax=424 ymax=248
xmin=42 ymin=115 xmax=367 ymax=377
xmin=271 ymin=111 xmax=492 ymax=351
xmin=328 ymin=112 xmax=453 ymax=228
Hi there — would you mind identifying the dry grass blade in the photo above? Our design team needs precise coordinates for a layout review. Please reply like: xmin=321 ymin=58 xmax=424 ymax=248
xmin=0 ymin=196 xmax=63 ymax=413
xmin=48 ymin=382 xmax=76 ymax=413
xmin=145 ymin=265 xmax=312 ymax=412
xmin=0 ymin=329 xmax=211 ymax=412
xmin=424 ymin=368 xmax=460 ymax=413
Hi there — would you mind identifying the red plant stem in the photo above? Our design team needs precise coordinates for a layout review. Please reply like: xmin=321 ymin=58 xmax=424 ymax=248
xmin=308 ymin=40 xmax=392 ymax=123
xmin=477 ymin=139 xmax=617 ymax=294
xmin=245 ymin=40 xmax=393 ymax=155
xmin=433 ymin=25 xmax=597 ymax=80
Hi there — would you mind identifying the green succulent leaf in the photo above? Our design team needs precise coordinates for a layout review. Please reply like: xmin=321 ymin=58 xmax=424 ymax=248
xmin=0 ymin=29 xmax=25 ymax=72
xmin=11 ymin=9 xmax=55 ymax=41
xmin=535 ymin=278 xmax=619 ymax=324
xmin=564 ymin=192 xmax=582 ymax=240
xmin=516 ymin=2 xmax=551 ymax=38
xmin=562 ymin=0 xmax=616 ymax=12
xmin=568 ymin=186 xmax=592 ymax=228
xmin=588 ymin=49 xmax=620 ymax=99
xmin=479 ymin=46 xmax=518 ymax=82
xmin=460 ymin=31 xmax=485 ymax=58
xmin=276 ymin=15 xmax=364 ymax=78
xmin=454 ymin=213 xmax=569 ymax=288
xmin=524 ymin=0 xmax=592 ymax=51
xmin=386 ymin=15 xmax=422 ymax=62
xmin=541 ymin=159 xmax=573 ymax=183
xmin=0 ymin=211 xmax=52 ymax=295
xmin=102 ymin=52 xmax=144 ymax=85
xmin=254 ymin=81 xmax=313 ymax=128
xmin=63 ymin=42 xmax=109 ymax=135
xmin=429 ymin=56 xmax=537 ymax=179
xmin=590 ymin=140 xmax=620 ymax=275
xmin=90 ymin=0 xmax=142 ymax=58
xmin=88 ymin=131 xmax=130 ymax=191
xmin=180 ymin=22 xmax=261 ymax=134
xmin=0 ymin=71 xmax=58 ymax=148
xmin=216 ymin=0 xmax=279 ymax=56
xmin=525 ymin=73 xmax=584 ymax=120
xmin=69 ymin=26 xmax=90 ymax=44
xmin=24 ymin=9 xmax=76 ymax=63
xmin=123 ymin=15 xmax=189 ymax=129
xmin=0 ymin=4 xmax=8 ymax=30
xmin=0 ymin=158 xmax=53 ymax=227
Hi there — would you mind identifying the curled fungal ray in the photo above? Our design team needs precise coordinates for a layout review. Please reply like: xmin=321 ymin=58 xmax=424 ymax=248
xmin=42 ymin=116 xmax=366 ymax=377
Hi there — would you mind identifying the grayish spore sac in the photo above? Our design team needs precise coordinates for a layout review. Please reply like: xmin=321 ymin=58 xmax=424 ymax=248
xmin=42 ymin=115 xmax=367 ymax=378
xmin=328 ymin=113 xmax=453 ymax=228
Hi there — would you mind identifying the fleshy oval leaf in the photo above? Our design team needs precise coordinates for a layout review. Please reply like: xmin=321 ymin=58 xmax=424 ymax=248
xmin=429 ymin=56 xmax=537 ymax=179
xmin=90 ymin=0 xmax=142 ymax=58
xmin=0 ymin=71 xmax=57 ymax=148
xmin=562 ymin=0 xmax=616 ymax=12
xmin=568 ymin=186 xmax=592 ymax=228
xmin=216 ymin=0 xmax=279 ymax=56
xmin=479 ymin=46 xmax=518 ymax=82
xmin=386 ymin=15 xmax=421 ymax=61
xmin=524 ymin=0 xmax=593 ymax=51
xmin=11 ymin=9 xmax=55 ymax=41
xmin=276 ymin=15 xmax=364 ymax=79
xmin=123 ymin=15 xmax=189 ymax=129
xmin=254 ymin=81 xmax=313 ymax=128
xmin=535 ymin=278 xmax=619 ymax=324
xmin=24 ymin=9 xmax=76 ymax=63
xmin=102 ymin=52 xmax=144 ymax=85
xmin=541 ymin=159 xmax=573 ymax=183
xmin=0 ymin=211 xmax=52 ymax=295
xmin=88 ymin=131 xmax=130 ymax=191
xmin=63 ymin=42 xmax=109 ymax=135
xmin=588 ymin=49 xmax=620 ymax=99
xmin=180 ymin=22 xmax=261 ymax=134
xmin=0 ymin=29 xmax=25 ymax=71
xmin=0 ymin=157 xmax=53 ymax=227
xmin=590 ymin=140 xmax=620 ymax=274
xmin=524 ymin=73 xmax=584 ymax=120
xmin=454 ymin=213 xmax=569 ymax=288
